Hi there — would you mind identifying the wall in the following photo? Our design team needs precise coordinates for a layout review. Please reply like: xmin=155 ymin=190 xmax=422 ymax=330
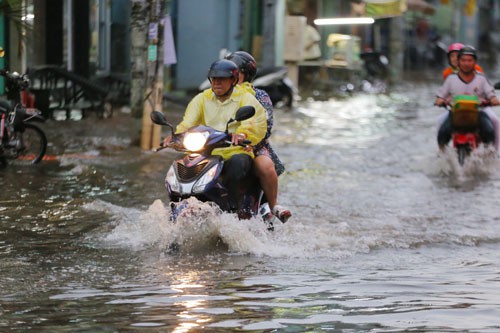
xmin=175 ymin=0 xmax=241 ymax=89
xmin=110 ymin=0 xmax=130 ymax=74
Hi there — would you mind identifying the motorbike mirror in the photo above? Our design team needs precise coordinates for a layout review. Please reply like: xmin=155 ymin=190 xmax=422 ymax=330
xmin=225 ymin=106 xmax=255 ymax=133
xmin=234 ymin=106 xmax=255 ymax=122
xmin=494 ymin=82 xmax=500 ymax=90
xmin=150 ymin=110 xmax=172 ymax=128
xmin=150 ymin=110 xmax=167 ymax=125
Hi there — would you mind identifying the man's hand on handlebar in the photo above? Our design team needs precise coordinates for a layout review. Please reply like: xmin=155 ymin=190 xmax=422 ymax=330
xmin=489 ymin=96 xmax=500 ymax=106
xmin=231 ymin=133 xmax=247 ymax=146
xmin=162 ymin=135 xmax=173 ymax=148
xmin=434 ymin=97 xmax=447 ymax=107
xmin=230 ymin=133 xmax=252 ymax=151
xmin=160 ymin=135 xmax=182 ymax=151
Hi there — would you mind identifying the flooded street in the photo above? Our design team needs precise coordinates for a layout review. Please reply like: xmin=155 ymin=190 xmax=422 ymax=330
xmin=2 ymin=73 xmax=500 ymax=332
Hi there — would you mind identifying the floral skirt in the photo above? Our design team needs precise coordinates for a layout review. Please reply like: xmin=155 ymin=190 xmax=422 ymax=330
xmin=254 ymin=139 xmax=285 ymax=176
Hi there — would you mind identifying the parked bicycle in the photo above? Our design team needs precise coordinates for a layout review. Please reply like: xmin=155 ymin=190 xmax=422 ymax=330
xmin=0 ymin=68 xmax=47 ymax=168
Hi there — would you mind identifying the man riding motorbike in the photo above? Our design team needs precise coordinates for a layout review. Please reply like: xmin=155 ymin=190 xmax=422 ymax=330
xmin=225 ymin=51 xmax=292 ymax=223
xmin=162 ymin=59 xmax=267 ymax=213
xmin=435 ymin=45 xmax=499 ymax=151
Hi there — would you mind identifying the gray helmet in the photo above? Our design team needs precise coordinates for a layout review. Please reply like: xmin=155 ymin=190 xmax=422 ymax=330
xmin=458 ymin=45 xmax=477 ymax=60
xmin=225 ymin=51 xmax=257 ymax=82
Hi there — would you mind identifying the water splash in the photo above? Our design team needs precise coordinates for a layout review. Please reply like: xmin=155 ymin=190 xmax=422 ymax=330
xmin=82 ymin=198 xmax=357 ymax=258
xmin=433 ymin=145 xmax=500 ymax=182
xmin=461 ymin=146 xmax=499 ymax=176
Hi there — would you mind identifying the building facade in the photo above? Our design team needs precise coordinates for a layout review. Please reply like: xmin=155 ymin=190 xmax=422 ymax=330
xmin=1 ymin=1 xmax=498 ymax=96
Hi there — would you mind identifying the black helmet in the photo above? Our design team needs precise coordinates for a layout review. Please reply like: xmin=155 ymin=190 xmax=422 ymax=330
xmin=225 ymin=51 xmax=257 ymax=82
xmin=458 ymin=45 xmax=477 ymax=59
xmin=207 ymin=59 xmax=239 ymax=80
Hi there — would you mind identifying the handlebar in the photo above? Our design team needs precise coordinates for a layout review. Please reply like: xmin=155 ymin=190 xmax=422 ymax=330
xmin=155 ymin=135 xmax=181 ymax=152
xmin=224 ymin=139 xmax=252 ymax=147
xmin=435 ymin=100 xmax=491 ymax=110
xmin=434 ymin=103 xmax=451 ymax=110
xmin=155 ymin=136 xmax=252 ymax=152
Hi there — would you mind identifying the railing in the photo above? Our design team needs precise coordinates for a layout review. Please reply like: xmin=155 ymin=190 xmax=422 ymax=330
xmin=27 ymin=66 xmax=130 ymax=119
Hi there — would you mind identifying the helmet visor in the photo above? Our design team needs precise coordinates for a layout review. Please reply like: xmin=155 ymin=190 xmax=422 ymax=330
xmin=208 ymin=69 xmax=234 ymax=78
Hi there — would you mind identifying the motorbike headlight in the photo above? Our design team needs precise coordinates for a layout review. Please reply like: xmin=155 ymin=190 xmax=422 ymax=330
xmin=193 ymin=164 xmax=220 ymax=193
xmin=183 ymin=131 xmax=209 ymax=151
xmin=165 ymin=165 xmax=180 ymax=193
xmin=379 ymin=55 xmax=389 ymax=65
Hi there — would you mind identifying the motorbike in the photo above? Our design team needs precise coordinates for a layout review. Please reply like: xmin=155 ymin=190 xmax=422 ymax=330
xmin=360 ymin=50 xmax=389 ymax=79
xmin=0 ymin=70 xmax=47 ymax=168
xmin=150 ymin=106 xmax=275 ymax=230
xmin=199 ymin=66 xmax=296 ymax=108
xmin=253 ymin=66 xmax=296 ymax=107
xmin=443 ymin=95 xmax=483 ymax=166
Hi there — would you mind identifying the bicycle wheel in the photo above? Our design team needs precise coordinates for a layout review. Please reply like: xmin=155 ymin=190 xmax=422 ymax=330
xmin=14 ymin=123 xmax=47 ymax=165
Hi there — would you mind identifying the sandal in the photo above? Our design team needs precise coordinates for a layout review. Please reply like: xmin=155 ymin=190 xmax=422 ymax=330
xmin=272 ymin=205 xmax=292 ymax=223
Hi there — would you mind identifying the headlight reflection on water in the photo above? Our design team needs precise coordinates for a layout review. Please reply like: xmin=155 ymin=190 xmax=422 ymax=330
xmin=170 ymin=274 xmax=211 ymax=333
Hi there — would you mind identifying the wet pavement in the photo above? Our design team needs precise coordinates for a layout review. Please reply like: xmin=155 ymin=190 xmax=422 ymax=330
xmin=2 ymin=72 xmax=500 ymax=331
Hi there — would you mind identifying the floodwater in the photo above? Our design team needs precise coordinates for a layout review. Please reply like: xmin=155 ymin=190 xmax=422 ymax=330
xmin=2 ymin=72 xmax=500 ymax=332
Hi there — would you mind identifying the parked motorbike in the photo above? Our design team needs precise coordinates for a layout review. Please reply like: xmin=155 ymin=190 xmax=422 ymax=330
xmin=360 ymin=50 xmax=389 ymax=79
xmin=0 ymin=70 xmax=47 ymax=168
xmin=199 ymin=66 xmax=296 ymax=108
xmin=253 ymin=66 xmax=296 ymax=107
xmin=150 ymin=106 xmax=275 ymax=230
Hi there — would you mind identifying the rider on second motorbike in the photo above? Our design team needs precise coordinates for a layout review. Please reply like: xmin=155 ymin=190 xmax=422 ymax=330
xmin=435 ymin=45 xmax=499 ymax=150
xmin=163 ymin=59 xmax=268 ymax=213
xmin=225 ymin=51 xmax=292 ymax=223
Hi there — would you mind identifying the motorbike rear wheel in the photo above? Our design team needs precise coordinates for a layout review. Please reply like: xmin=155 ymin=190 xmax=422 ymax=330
xmin=12 ymin=123 xmax=47 ymax=165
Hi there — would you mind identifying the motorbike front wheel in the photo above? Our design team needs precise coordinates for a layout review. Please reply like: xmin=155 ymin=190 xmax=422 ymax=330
xmin=12 ymin=123 xmax=47 ymax=165
xmin=457 ymin=146 xmax=468 ymax=166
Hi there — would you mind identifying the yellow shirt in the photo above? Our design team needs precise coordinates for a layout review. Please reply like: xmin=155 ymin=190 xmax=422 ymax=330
xmin=240 ymin=82 xmax=255 ymax=96
xmin=176 ymin=85 xmax=267 ymax=159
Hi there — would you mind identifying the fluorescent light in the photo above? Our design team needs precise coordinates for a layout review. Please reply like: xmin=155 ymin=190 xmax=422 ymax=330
xmin=314 ymin=17 xmax=375 ymax=25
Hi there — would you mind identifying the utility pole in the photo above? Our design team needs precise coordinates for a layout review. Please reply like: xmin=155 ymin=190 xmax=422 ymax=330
xmin=140 ymin=0 xmax=163 ymax=150
xmin=261 ymin=0 xmax=277 ymax=67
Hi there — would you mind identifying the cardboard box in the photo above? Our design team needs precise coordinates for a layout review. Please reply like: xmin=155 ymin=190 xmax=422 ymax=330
xmin=452 ymin=95 xmax=480 ymax=128
xmin=284 ymin=16 xmax=306 ymax=62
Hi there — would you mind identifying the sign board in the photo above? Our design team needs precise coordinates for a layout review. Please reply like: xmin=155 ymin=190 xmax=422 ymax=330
xmin=148 ymin=23 xmax=158 ymax=41
xmin=163 ymin=16 xmax=177 ymax=65
xmin=148 ymin=45 xmax=157 ymax=61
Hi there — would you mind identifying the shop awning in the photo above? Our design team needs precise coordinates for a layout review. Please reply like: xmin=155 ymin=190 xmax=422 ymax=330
xmin=362 ymin=0 xmax=435 ymax=18
xmin=407 ymin=0 xmax=435 ymax=15
xmin=365 ymin=0 xmax=405 ymax=18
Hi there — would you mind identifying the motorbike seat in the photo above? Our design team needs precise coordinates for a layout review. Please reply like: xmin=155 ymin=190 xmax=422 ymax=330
xmin=0 ymin=100 xmax=12 ymax=114
xmin=256 ymin=66 xmax=287 ymax=77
